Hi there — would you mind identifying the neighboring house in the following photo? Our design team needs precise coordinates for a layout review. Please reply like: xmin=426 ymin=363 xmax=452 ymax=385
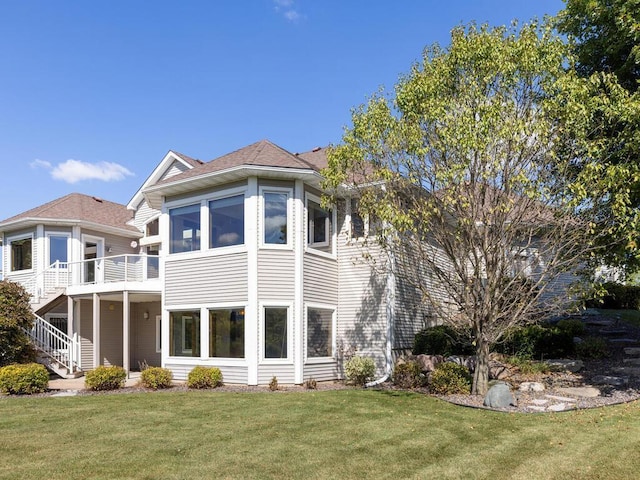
xmin=0 ymin=140 xmax=426 ymax=384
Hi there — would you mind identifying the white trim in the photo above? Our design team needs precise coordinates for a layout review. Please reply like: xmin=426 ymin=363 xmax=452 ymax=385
xmin=260 ymin=302 xmax=293 ymax=365
xmin=45 ymin=231 xmax=71 ymax=267
xmin=81 ymin=234 xmax=105 ymax=283
xmin=304 ymin=302 xmax=336 ymax=364
xmin=305 ymin=192 xmax=331 ymax=249
xmin=6 ymin=232 xmax=34 ymax=273
xmin=155 ymin=315 xmax=162 ymax=353
xmin=259 ymin=186 xmax=293 ymax=250
xmin=208 ymin=188 xmax=247 ymax=250
xmin=294 ymin=180 xmax=304 ymax=384
xmin=246 ymin=177 xmax=259 ymax=385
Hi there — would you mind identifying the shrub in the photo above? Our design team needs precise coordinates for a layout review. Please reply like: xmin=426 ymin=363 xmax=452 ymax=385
xmin=429 ymin=362 xmax=472 ymax=395
xmin=0 ymin=363 xmax=49 ymax=394
xmin=506 ymin=356 xmax=550 ymax=375
xmin=413 ymin=325 xmax=473 ymax=356
xmin=84 ymin=365 xmax=126 ymax=391
xmin=304 ymin=377 xmax=317 ymax=390
xmin=576 ymin=337 xmax=610 ymax=359
xmin=557 ymin=318 xmax=586 ymax=337
xmin=186 ymin=366 xmax=223 ymax=389
xmin=497 ymin=324 xmax=575 ymax=359
xmin=269 ymin=376 xmax=279 ymax=391
xmin=140 ymin=367 xmax=173 ymax=390
xmin=585 ymin=282 xmax=640 ymax=309
xmin=344 ymin=356 xmax=375 ymax=386
xmin=393 ymin=360 xmax=425 ymax=389
xmin=0 ymin=280 xmax=36 ymax=367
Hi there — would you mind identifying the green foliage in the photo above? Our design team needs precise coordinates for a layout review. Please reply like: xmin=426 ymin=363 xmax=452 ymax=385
xmin=556 ymin=318 xmax=586 ymax=337
xmin=413 ymin=325 xmax=472 ymax=356
xmin=0 ymin=280 xmax=35 ymax=367
xmin=506 ymin=357 xmax=551 ymax=375
xmin=576 ymin=336 xmax=610 ymax=359
xmin=586 ymin=282 xmax=640 ymax=309
xmin=0 ymin=363 xmax=49 ymax=394
xmin=393 ymin=361 xmax=426 ymax=389
xmin=344 ymin=356 xmax=375 ymax=386
xmin=497 ymin=324 xmax=575 ymax=359
xmin=186 ymin=366 xmax=223 ymax=389
xmin=429 ymin=362 xmax=472 ymax=395
xmin=268 ymin=376 xmax=279 ymax=391
xmin=140 ymin=367 xmax=173 ymax=390
xmin=84 ymin=365 xmax=126 ymax=391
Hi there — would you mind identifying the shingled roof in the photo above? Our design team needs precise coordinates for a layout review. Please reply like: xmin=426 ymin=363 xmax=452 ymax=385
xmin=0 ymin=193 xmax=138 ymax=234
xmin=157 ymin=140 xmax=328 ymax=186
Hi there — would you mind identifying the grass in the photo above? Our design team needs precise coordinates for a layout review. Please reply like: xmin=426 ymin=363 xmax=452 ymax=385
xmin=595 ymin=308 xmax=640 ymax=327
xmin=1 ymin=390 xmax=640 ymax=479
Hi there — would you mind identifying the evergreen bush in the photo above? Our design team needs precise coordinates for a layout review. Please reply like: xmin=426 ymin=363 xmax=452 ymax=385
xmin=0 ymin=363 xmax=49 ymax=394
xmin=186 ymin=366 xmax=223 ymax=389
xmin=85 ymin=365 xmax=126 ymax=391
xmin=344 ymin=356 xmax=375 ymax=386
xmin=429 ymin=362 xmax=472 ymax=395
xmin=140 ymin=367 xmax=173 ymax=389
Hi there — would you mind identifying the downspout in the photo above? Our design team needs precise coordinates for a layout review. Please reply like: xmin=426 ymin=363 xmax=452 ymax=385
xmin=366 ymin=247 xmax=395 ymax=387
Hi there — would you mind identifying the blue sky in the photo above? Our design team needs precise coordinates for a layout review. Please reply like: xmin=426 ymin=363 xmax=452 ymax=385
xmin=0 ymin=0 xmax=564 ymax=223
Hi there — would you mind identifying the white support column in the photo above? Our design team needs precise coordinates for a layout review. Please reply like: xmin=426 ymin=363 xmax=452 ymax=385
xmin=36 ymin=224 xmax=45 ymax=296
xmin=71 ymin=226 xmax=82 ymax=285
xmin=93 ymin=293 xmax=101 ymax=368
xmin=246 ymin=177 xmax=259 ymax=385
xmin=68 ymin=296 xmax=78 ymax=370
xmin=123 ymin=291 xmax=130 ymax=376
xmin=294 ymin=179 xmax=304 ymax=384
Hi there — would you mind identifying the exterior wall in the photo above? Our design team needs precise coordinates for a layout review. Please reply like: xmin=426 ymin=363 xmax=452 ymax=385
xmin=159 ymin=159 xmax=191 ymax=182
xmin=258 ymin=250 xmax=295 ymax=300
xmin=99 ymin=300 xmax=124 ymax=367
xmin=3 ymin=227 xmax=37 ymax=285
xmin=132 ymin=199 xmax=159 ymax=232
xmin=163 ymin=362 xmax=249 ymax=383
xmin=79 ymin=299 xmax=94 ymax=370
xmin=165 ymin=253 xmax=248 ymax=305
xmin=131 ymin=301 xmax=162 ymax=368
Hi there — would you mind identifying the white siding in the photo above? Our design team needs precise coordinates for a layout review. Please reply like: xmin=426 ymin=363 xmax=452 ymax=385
xmin=304 ymin=253 xmax=338 ymax=304
xmin=303 ymin=362 xmax=339 ymax=382
xmin=79 ymin=299 xmax=94 ymax=370
xmin=258 ymin=364 xmax=295 ymax=385
xmin=165 ymin=252 xmax=248 ymax=305
xmin=164 ymin=363 xmax=249 ymax=384
xmin=159 ymin=160 xmax=191 ymax=182
xmin=258 ymin=250 xmax=295 ymax=300
xmin=132 ymin=199 xmax=159 ymax=232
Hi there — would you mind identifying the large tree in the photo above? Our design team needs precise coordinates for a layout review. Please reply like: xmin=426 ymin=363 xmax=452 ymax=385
xmin=556 ymin=0 xmax=640 ymax=273
xmin=324 ymin=22 xmax=616 ymax=395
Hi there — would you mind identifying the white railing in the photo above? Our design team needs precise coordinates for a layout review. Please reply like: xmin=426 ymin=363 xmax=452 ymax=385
xmin=21 ymin=255 xmax=159 ymax=303
xmin=25 ymin=314 xmax=79 ymax=374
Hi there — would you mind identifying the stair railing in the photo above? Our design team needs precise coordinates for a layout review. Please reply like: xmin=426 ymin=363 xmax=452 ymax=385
xmin=24 ymin=314 xmax=79 ymax=374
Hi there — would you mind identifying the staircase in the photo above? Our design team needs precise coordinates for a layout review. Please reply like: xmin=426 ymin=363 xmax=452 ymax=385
xmin=25 ymin=314 xmax=81 ymax=378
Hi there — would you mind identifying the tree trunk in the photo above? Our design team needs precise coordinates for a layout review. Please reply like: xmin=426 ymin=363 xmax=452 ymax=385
xmin=472 ymin=339 xmax=490 ymax=395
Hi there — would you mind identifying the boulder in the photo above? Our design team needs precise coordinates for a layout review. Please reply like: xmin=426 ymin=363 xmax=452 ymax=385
xmin=415 ymin=354 xmax=444 ymax=372
xmin=489 ymin=361 xmax=511 ymax=380
xmin=546 ymin=359 xmax=584 ymax=373
xmin=483 ymin=383 xmax=516 ymax=408
xmin=519 ymin=382 xmax=545 ymax=393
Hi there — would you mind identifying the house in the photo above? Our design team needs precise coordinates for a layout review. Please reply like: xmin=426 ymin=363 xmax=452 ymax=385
xmin=0 ymin=140 xmax=427 ymax=384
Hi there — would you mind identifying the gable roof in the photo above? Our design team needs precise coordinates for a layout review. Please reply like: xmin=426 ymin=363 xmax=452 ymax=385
xmin=0 ymin=193 xmax=140 ymax=236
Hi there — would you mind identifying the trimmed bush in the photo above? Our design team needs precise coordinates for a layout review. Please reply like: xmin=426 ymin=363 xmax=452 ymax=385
xmin=429 ymin=362 xmax=472 ymax=395
xmin=413 ymin=325 xmax=473 ymax=356
xmin=585 ymin=282 xmax=640 ymax=310
xmin=0 ymin=363 xmax=49 ymax=394
xmin=576 ymin=337 xmax=609 ymax=359
xmin=140 ymin=367 xmax=173 ymax=390
xmin=393 ymin=360 xmax=425 ymax=389
xmin=186 ymin=366 xmax=223 ymax=389
xmin=344 ymin=356 xmax=375 ymax=386
xmin=85 ymin=365 xmax=127 ymax=391
xmin=557 ymin=318 xmax=586 ymax=337
xmin=497 ymin=324 xmax=575 ymax=359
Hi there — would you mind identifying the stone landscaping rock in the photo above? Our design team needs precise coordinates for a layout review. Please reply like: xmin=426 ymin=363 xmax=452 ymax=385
xmin=547 ymin=403 xmax=570 ymax=412
xmin=546 ymin=359 xmax=584 ymax=373
xmin=612 ymin=366 xmax=640 ymax=376
xmin=545 ymin=394 xmax=577 ymax=402
xmin=609 ymin=338 xmax=639 ymax=344
xmin=483 ymin=383 xmax=516 ymax=408
xmin=624 ymin=347 xmax=640 ymax=356
xmin=623 ymin=358 xmax=640 ymax=365
xmin=530 ymin=399 xmax=549 ymax=405
xmin=489 ymin=361 xmax=510 ymax=380
xmin=519 ymin=382 xmax=545 ymax=393
xmin=592 ymin=375 xmax=629 ymax=387
xmin=557 ymin=386 xmax=600 ymax=398
xmin=415 ymin=354 xmax=444 ymax=372
xmin=527 ymin=405 xmax=547 ymax=412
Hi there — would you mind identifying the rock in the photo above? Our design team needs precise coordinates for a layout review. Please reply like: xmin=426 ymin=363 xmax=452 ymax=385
xmin=530 ymin=399 xmax=549 ymax=405
xmin=547 ymin=403 xmax=570 ymax=412
xmin=489 ymin=361 xmax=510 ymax=380
xmin=622 ymin=358 xmax=640 ymax=365
xmin=546 ymin=359 xmax=584 ymax=373
xmin=557 ymin=386 xmax=600 ymax=398
xmin=483 ymin=383 xmax=516 ymax=408
xmin=545 ymin=394 xmax=577 ymax=402
xmin=527 ymin=405 xmax=547 ymax=412
xmin=624 ymin=347 xmax=640 ymax=356
xmin=415 ymin=354 xmax=444 ymax=372
xmin=609 ymin=338 xmax=639 ymax=344
xmin=519 ymin=382 xmax=545 ymax=393
xmin=591 ymin=375 xmax=629 ymax=387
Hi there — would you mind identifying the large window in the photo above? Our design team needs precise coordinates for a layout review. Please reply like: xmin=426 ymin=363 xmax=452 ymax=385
xmin=350 ymin=198 xmax=366 ymax=239
xmin=146 ymin=217 xmax=159 ymax=237
xmin=264 ymin=307 xmax=288 ymax=359
xmin=169 ymin=311 xmax=200 ymax=357
xmin=307 ymin=197 xmax=331 ymax=249
xmin=209 ymin=308 xmax=245 ymax=358
xmin=48 ymin=235 xmax=69 ymax=266
xmin=307 ymin=307 xmax=334 ymax=358
xmin=263 ymin=191 xmax=289 ymax=245
xmin=10 ymin=237 xmax=32 ymax=271
xmin=210 ymin=194 xmax=244 ymax=248
xmin=170 ymin=204 xmax=201 ymax=253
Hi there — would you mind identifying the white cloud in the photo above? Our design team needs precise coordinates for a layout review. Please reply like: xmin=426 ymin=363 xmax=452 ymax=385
xmin=274 ymin=0 xmax=294 ymax=6
xmin=44 ymin=159 xmax=134 ymax=184
xmin=30 ymin=159 xmax=52 ymax=169
xmin=273 ymin=0 xmax=304 ymax=23
xmin=284 ymin=10 xmax=301 ymax=22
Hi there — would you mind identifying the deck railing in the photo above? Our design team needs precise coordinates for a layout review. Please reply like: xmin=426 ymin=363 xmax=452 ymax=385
xmin=24 ymin=314 xmax=79 ymax=374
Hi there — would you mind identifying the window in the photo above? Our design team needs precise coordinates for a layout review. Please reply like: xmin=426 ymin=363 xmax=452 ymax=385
xmin=209 ymin=308 xmax=245 ymax=358
xmin=48 ymin=235 xmax=69 ymax=266
xmin=10 ymin=237 xmax=32 ymax=271
xmin=307 ymin=197 xmax=332 ymax=248
xmin=146 ymin=245 xmax=159 ymax=279
xmin=307 ymin=307 xmax=334 ymax=358
xmin=169 ymin=311 xmax=200 ymax=357
xmin=146 ymin=218 xmax=159 ymax=236
xmin=170 ymin=204 xmax=201 ymax=253
xmin=210 ymin=194 xmax=244 ymax=248
xmin=45 ymin=314 xmax=68 ymax=333
xmin=350 ymin=198 xmax=366 ymax=239
xmin=156 ymin=315 xmax=162 ymax=353
xmin=263 ymin=191 xmax=289 ymax=245
xmin=264 ymin=307 xmax=288 ymax=359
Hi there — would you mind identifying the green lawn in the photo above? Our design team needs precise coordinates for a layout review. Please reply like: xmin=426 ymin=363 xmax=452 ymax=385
xmin=1 ymin=390 xmax=639 ymax=479
xmin=595 ymin=308 xmax=640 ymax=327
